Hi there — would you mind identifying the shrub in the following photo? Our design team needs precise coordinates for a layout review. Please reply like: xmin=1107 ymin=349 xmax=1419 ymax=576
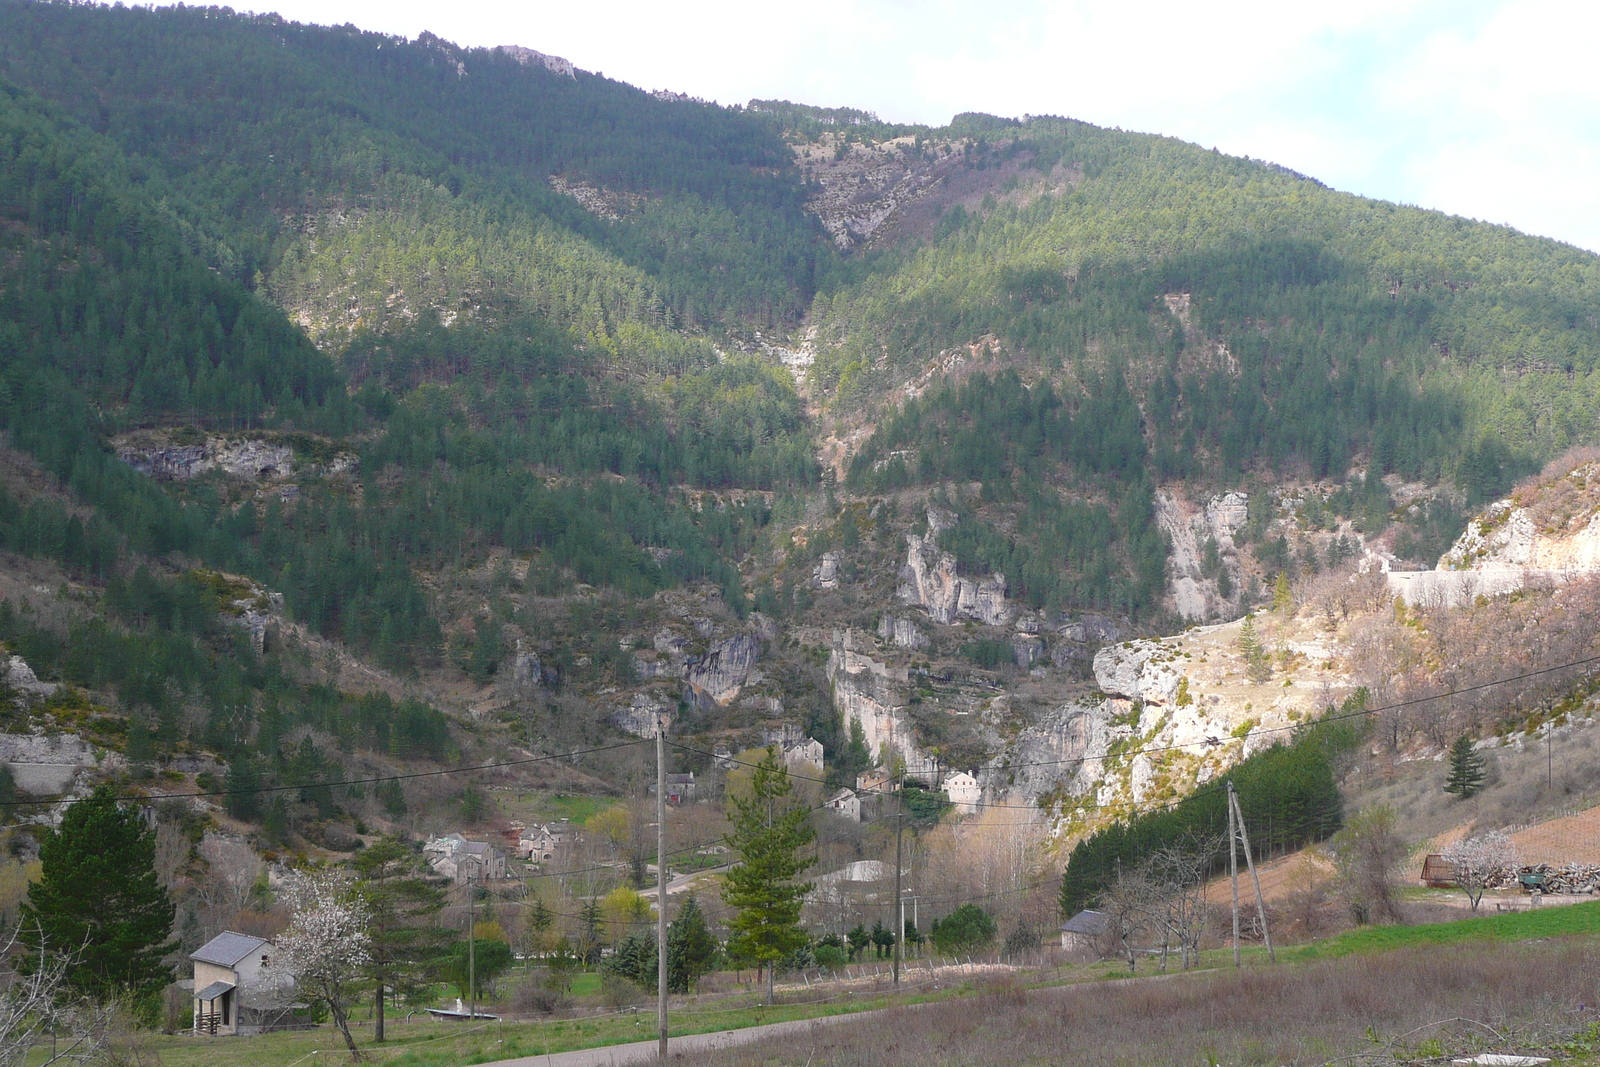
xmin=931 ymin=904 xmax=997 ymax=954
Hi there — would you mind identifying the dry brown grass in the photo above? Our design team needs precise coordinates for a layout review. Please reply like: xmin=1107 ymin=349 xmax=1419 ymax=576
xmin=717 ymin=939 xmax=1600 ymax=1066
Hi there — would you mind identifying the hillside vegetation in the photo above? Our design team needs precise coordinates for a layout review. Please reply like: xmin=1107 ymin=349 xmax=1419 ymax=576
xmin=2 ymin=3 xmax=1600 ymax=991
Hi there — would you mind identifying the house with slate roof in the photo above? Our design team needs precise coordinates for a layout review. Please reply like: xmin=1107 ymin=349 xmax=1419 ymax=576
xmin=1059 ymin=909 xmax=1110 ymax=950
xmin=190 ymin=931 xmax=296 ymax=1035
xmin=425 ymin=834 xmax=507 ymax=884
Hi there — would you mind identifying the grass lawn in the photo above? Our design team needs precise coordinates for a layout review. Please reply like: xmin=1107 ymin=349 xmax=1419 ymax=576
xmin=126 ymin=900 xmax=1600 ymax=1066
xmin=129 ymin=984 xmax=963 ymax=1067
xmin=1291 ymin=897 xmax=1600 ymax=958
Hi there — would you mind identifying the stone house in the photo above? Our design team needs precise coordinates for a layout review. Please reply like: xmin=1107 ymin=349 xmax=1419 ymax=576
xmin=649 ymin=772 xmax=697 ymax=805
xmin=783 ymin=738 xmax=824 ymax=770
xmin=942 ymin=771 xmax=981 ymax=815
xmin=856 ymin=770 xmax=898 ymax=795
xmin=191 ymin=931 xmax=295 ymax=1035
xmin=517 ymin=821 xmax=573 ymax=862
xmin=1059 ymin=909 xmax=1110 ymax=949
xmin=425 ymin=835 xmax=506 ymax=884
xmin=824 ymin=788 xmax=861 ymax=821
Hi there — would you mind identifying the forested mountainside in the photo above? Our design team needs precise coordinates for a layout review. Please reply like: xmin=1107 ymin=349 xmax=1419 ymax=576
xmin=1 ymin=0 xmax=1600 ymax=865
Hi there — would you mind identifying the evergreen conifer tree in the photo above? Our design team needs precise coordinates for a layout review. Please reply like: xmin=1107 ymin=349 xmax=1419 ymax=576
xmin=20 ymin=784 xmax=175 ymax=1001
xmin=352 ymin=838 xmax=450 ymax=1041
xmin=1239 ymin=614 xmax=1271 ymax=684
xmin=1444 ymin=735 xmax=1487 ymax=798
xmin=223 ymin=756 xmax=260 ymax=822
xmin=666 ymin=895 xmax=719 ymax=993
xmin=721 ymin=746 xmax=815 ymax=1003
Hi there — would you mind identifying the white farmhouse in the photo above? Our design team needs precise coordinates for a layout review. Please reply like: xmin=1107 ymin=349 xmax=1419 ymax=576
xmin=942 ymin=771 xmax=981 ymax=815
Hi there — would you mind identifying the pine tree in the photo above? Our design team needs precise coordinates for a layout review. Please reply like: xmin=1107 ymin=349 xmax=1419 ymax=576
xmin=1444 ymin=735 xmax=1487 ymax=799
xmin=352 ymin=838 xmax=450 ymax=1042
xmin=667 ymin=895 xmax=719 ymax=993
xmin=224 ymin=756 xmax=261 ymax=822
xmin=1273 ymin=571 xmax=1293 ymax=615
xmin=20 ymin=784 xmax=175 ymax=1001
xmin=577 ymin=897 xmax=605 ymax=965
xmin=1238 ymin=613 xmax=1272 ymax=684
xmin=721 ymin=747 xmax=815 ymax=1003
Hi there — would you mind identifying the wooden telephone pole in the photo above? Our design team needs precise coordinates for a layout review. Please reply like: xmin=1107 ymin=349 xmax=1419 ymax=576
xmin=892 ymin=781 xmax=904 ymax=988
xmin=656 ymin=713 xmax=669 ymax=1060
xmin=1225 ymin=781 xmax=1275 ymax=965
xmin=467 ymin=871 xmax=477 ymax=1019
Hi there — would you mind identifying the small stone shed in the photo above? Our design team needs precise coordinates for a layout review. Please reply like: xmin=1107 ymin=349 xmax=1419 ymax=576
xmin=1059 ymin=909 xmax=1110 ymax=949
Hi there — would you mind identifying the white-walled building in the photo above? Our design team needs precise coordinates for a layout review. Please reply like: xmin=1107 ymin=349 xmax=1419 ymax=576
xmin=942 ymin=771 xmax=981 ymax=815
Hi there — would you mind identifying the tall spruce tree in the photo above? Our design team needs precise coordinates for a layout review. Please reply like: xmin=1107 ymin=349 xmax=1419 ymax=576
xmin=352 ymin=838 xmax=451 ymax=1042
xmin=20 ymin=784 xmax=175 ymax=1000
xmin=667 ymin=895 xmax=720 ymax=993
xmin=721 ymin=747 xmax=815 ymax=1003
xmin=1444 ymin=735 xmax=1487 ymax=799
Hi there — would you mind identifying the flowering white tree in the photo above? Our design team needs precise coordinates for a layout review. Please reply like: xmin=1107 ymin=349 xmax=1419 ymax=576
xmin=1442 ymin=831 xmax=1519 ymax=911
xmin=270 ymin=869 xmax=372 ymax=1060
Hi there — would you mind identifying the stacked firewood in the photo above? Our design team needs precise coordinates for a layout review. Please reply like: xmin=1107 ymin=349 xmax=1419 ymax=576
xmin=1487 ymin=863 xmax=1600 ymax=893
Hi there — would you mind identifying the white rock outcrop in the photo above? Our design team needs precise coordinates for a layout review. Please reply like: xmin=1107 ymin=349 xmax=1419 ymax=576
xmin=1092 ymin=640 xmax=1183 ymax=707
xmin=877 ymin=614 xmax=929 ymax=650
xmin=3 ymin=656 xmax=57 ymax=703
xmin=826 ymin=633 xmax=935 ymax=780
xmin=613 ymin=694 xmax=672 ymax=738
xmin=496 ymin=45 xmax=576 ymax=78
xmin=898 ymin=533 xmax=1012 ymax=627
xmin=1389 ymin=492 xmax=1600 ymax=607
xmin=685 ymin=634 xmax=761 ymax=705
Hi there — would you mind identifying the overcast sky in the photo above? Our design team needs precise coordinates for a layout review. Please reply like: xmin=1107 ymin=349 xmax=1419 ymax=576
xmin=168 ymin=0 xmax=1600 ymax=254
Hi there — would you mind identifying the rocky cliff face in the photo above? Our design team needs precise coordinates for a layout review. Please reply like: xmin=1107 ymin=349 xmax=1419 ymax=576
xmin=826 ymin=633 xmax=937 ymax=779
xmin=686 ymin=634 xmax=763 ymax=706
xmin=897 ymin=533 xmax=1012 ymax=626
xmin=1390 ymin=467 xmax=1600 ymax=606
xmin=114 ymin=433 xmax=353 ymax=483
xmin=1158 ymin=490 xmax=1248 ymax=620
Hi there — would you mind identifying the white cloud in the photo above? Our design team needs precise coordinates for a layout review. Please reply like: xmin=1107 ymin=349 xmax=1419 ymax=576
xmin=153 ymin=0 xmax=1600 ymax=251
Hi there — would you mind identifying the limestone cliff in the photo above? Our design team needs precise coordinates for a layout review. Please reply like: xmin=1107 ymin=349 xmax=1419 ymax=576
xmin=1389 ymin=463 xmax=1600 ymax=606
xmin=897 ymin=533 xmax=1012 ymax=627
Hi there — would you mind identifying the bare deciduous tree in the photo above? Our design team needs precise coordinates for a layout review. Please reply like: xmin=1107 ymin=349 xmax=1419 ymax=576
xmin=1140 ymin=835 xmax=1225 ymax=972
xmin=1442 ymin=831 xmax=1519 ymax=911
xmin=1331 ymin=805 xmax=1411 ymax=925
xmin=0 ymin=928 xmax=114 ymax=1067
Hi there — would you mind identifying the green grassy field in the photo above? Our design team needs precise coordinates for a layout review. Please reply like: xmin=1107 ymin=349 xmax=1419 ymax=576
xmin=1290 ymin=898 xmax=1600 ymax=959
xmin=118 ymin=900 xmax=1600 ymax=1067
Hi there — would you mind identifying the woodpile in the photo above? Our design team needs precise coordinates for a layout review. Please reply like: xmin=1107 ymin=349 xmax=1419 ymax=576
xmin=1488 ymin=864 xmax=1600 ymax=893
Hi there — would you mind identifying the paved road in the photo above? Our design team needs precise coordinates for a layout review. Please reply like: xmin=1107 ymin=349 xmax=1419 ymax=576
xmin=637 ymin=863 xmax=733 ymax=903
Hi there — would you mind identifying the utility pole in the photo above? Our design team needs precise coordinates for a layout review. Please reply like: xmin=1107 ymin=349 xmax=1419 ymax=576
xmin=1548 ymin=726 xmax=1554 ymax=791
xmin=467 ymin=871 xmax=477 ymax=1020
xmin=1229 ymin=786 xmax=1275 ymax=963
xmin=892 ymin=774 xmax=903 ymax=988
xmin=898 ymin=892 xmax=907 ymax=965
xmin=656 ymin=712 xmax=668 ymax=1061
xmin=1227 ymin=781 xmax=1240 ymax=968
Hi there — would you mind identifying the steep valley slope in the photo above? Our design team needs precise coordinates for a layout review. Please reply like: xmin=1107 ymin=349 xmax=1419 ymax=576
xmin=1 ymin=0 xmax=1600 ymax=871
